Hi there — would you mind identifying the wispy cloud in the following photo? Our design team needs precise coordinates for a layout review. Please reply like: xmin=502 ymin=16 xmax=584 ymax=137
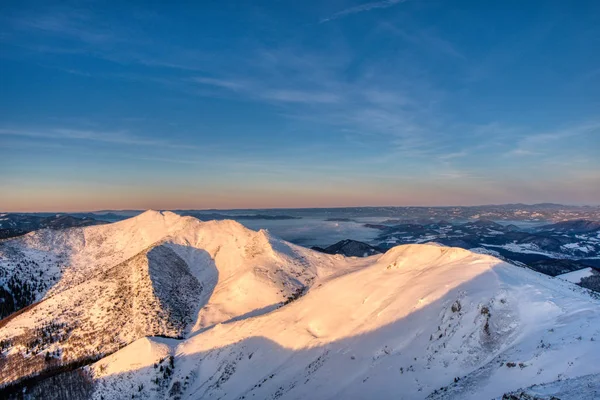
xmin=0 ymin=127 xmax=197 ymax=149
xmin=11 ymin=10 xmax=115 ymax=45
xmin=505 ymin=121 xmax=600 ymax=157
xmin=176 ymin=41 xmax=447 ymax=159
xmin=505 ymin=148 xmax=539 ymax=157
xmin=320 ymin=0 xmax=409 ymax=23
xmin=135 ymin=156 xmax=203 ymax=165
xmin=192 ymin=77 xmax=249 ymax=91
xmin=363 ymin=90 xmax=413 ymax=107
xmin=192 ymin=78 xmax=340 ymax=104
xmin=379 ymin=22 xmax=466 ymax=60
xmin=438 ymin=150 xmax=468 ymax=161
xmin=435 ymin=170 xmax=472 ymax=180
xmin=262 ymin=89 xmax=340 ymax=104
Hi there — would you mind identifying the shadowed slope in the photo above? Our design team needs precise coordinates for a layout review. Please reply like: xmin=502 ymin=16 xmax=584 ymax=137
xmin=0 ymin=211 xmax=197 ymax=317
xmin=0 ymin=244 xmax=209 ymax=388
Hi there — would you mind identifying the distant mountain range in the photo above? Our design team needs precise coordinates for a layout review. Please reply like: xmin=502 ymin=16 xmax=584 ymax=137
xmin=4 ymin=203 xmax=600 ymax=225
xmin=0 ymin=214 xmax=107 ymax=240
xmin=362 ymin=218 xmax=600 ymax=289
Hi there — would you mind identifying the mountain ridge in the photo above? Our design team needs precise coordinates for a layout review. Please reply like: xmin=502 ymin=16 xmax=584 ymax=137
xmin=0 ymin=211 xmax=355 ymax=391
xmin=1 ymin=211 xmax=599 ymax=399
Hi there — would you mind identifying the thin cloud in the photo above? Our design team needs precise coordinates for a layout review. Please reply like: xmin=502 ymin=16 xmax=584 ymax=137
xmin=191 ymin=75 xmax=341 ymax=104
xmin=363 ymin=90 xmax=413 ymax=107
xmin=439 ymin=150 xmax=468 ymax=161
xmin=504 ymin=121 xmax=600 ymax=158
xmin=192 ymin=77 xmax=249 ymax=91
xmin=0 ymin=128 xmax=197 ymax=149
xmin=135 ymin=156 xmax=203 ymax=165
xmin=380 ymin=22 xmax=465 ymax=60
xmin=435 ymin=170 xmax=471 ymax=180
xmin=321 ymin=0 xmax=409 ymax=23
xmin=505 ymin=148 xmax=539 ymax=157
xmin=262 ymin=89 xmax=340 ymax=104
xmin=12 ymin=11 xmax=114 ymax=45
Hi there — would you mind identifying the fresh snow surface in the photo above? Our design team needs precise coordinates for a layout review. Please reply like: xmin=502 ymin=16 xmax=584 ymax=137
xmin=494 ymin=373 xmax=600 ymax=400
xmin=165 ymin=245 xmax=600 ymax=400
xmin=1 ymin=211 xmax=600 ymax=399
xmin=558 ymin=267 xmax=595 ymax=284
xmin=0 ymin=211 xmax=359 ymax=387
xmin=561 ymin=242 xmax=592 ymax=253
xmin=90 ymin=337 xmax=179 ymax=400
xmin=469 ymin=247 xmax=502 ymax=258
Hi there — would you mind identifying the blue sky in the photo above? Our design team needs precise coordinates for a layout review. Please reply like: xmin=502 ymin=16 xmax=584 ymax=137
xmin=0 ymin=0 xmax=599 ymax=211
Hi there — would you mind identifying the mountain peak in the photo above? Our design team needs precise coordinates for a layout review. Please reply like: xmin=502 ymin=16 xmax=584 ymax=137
xmin=135 ymin=209 xmax=182 ymax=222
xmin=379 ymin=242 xmax=477 ymax=268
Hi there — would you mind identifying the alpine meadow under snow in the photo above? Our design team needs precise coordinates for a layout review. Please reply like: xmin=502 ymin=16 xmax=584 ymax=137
xmin=1 ymin=211 xmax=600 ymax=399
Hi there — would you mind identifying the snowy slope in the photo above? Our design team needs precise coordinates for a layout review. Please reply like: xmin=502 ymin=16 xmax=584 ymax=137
xmin=1 ymin=212 xmax=600 ymax=399
xmin=0 ymin=244 xmax=202 ymax=386
xmin=0 ymin=211 xmax=194 ymax=302
xmin=89 ymin=245 xmax=600 ymax=400
xmin=0 ymin=211 xmax=195 ymax=318
xmin=558 ymin=267 xmax=596 ymax=284
xmin=0 ymin=211 xmax=356 ymax=389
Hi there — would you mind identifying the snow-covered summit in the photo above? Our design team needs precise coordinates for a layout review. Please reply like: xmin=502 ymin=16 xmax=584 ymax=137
xmin=0 ymin=211 xmax=353 ymax=389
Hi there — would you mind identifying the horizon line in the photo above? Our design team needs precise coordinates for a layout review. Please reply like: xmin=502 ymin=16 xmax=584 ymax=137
xmin=3 ymin=202 xmax=600 ymax=214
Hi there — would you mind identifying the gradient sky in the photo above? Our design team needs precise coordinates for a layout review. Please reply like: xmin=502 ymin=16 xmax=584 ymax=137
xmin=1 ymin=0 xmax=599 ymax=211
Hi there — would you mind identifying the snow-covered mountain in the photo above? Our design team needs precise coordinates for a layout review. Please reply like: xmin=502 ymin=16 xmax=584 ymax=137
xmin=1 ymin=211 xmax=599 ymax=399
